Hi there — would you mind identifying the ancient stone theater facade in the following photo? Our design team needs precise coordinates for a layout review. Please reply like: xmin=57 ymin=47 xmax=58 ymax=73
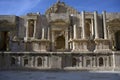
xmin=0 ymin=1 xmax=120 ymax=71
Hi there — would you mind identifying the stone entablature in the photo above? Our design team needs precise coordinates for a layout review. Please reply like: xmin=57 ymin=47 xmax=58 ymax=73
xmin=47 ymin=13 xmax=70 ymax=24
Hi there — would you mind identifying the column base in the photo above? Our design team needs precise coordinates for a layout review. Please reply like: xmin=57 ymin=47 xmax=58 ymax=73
xmin=94 ymin=39 xmax=112 ymax=53
xmin=32 ymin=39 xmax=50 ymax=52
xmin=71 ymin=39 xmax=89 ymax=52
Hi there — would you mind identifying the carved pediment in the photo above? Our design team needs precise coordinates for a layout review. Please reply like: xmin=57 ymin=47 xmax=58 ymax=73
xmin=45 ymin=1 xmax=79 ymax=14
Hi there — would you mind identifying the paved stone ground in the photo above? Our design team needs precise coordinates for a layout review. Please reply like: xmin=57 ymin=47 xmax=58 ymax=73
xmin=0 ymin=71 xmax=120 ymax=80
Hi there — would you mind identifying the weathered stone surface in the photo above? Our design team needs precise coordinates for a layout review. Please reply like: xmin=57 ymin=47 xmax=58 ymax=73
xmin=0 ymin=1 xmax=120 ymax=71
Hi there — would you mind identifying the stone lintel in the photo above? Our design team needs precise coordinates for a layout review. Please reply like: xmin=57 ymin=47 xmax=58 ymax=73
xmin=71 ymin=39 xmax=88 ymax=42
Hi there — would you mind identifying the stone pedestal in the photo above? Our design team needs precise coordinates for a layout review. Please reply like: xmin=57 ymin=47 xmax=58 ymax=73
xmin=32 ymin=39 xmax=50 ymax=52
xmin=70 ymin=39 xmax=89 ymax=52
xmin=94 ymin=39 xmax=111 ymax=53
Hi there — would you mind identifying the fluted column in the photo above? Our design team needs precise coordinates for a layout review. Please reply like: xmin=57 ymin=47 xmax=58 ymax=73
xmin=33 ymin=20 xmax=37 ymax=38
xmin=102 ymin=11 xmax=108 ymax=39
xmin=94 ymin=11 xmax=99 ymax=39
xmin=42 ymin=28 xmax=45 ymax=39
xmin=73 ymin=24 xmax=77 ymax=39
xmin=82 ymin=11 xmax=86 ymax=39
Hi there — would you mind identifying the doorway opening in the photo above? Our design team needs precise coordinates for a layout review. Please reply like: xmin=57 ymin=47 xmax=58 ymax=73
xmin=37 ymin=57 xmax=42 ymax=67
xmin=99 ymin=57 xmax=104 ymax=67
xmin=0 ymin=31 xmax=8 ymax=51
xmin=115 ymin=31 xmax=120 ymax=50
xmin=55 ymin=35 xmax=65 ymax=50
xmin=72 ymin=57 xmax=77 ymax=67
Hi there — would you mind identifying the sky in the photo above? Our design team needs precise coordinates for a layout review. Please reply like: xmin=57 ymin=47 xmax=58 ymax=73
xmin=0 ymin=0 xmax=120 ymax=16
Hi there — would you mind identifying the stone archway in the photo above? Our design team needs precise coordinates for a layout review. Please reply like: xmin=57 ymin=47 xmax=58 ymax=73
xmin=24 ymin=58 xmax=29 ymax=66
xmin=11 ymin=57 xmax=16 ymax=66
xmin=37 ymin=57 xmax=42 ymax=67
xmin=72 ymin=57 xmax=77 ymax=67
xmin=115 ymin=31 xmax=120 ymax=50
xmin=99 ymin=57 xmax=104 ymax=67
xmin=55 ymin=35 xmax=65 ymax=50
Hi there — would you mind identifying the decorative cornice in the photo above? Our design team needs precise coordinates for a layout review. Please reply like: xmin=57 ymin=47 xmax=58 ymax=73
xmin=45 ymin=1 xmax=79 ymax=15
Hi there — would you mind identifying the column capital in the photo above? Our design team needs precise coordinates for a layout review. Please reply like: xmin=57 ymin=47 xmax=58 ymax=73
xmin=102 ymin=11 xmax=106 ymax=13
xmin=94 ymin=11 xmax=98 ymax=13
xmin=81 ymin=11 xmax=85 ymax=13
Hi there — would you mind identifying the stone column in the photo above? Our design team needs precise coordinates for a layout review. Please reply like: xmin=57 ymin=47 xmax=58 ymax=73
xmin=83 ymin=56 xmax=86 ymax=67
xmin=102 ymin=11 xmax=108 ymax=39
xmin=91 ymin=19 xmax=94 ymax=37
xmin=26 ymin=20 xmax=29 ymax=39
xmin=47 ymin=28 xmax=50 ymax=40
xmin=52 ymin=31 xmax=55 ymax=51
xmin=94 ymin=11 xmax=99 ymax=39
xmin=92 ymin=56 xmax=96 ymax=67
xmin=33 ymin=20 xmax=37 ymax=38
xmin=73 ymin=24 xmax=77 ymax=39
xmin=97 ymin=58 xmax=99 ymax=67
xmin=79 ymin=57 xmax=82 ymax=67
xmin=17 ymin=56 xmax=21 ymax=66
xmin=112 ymin=52 xmax=115 ymax=71
xmin=72 ymin=42 xmax=75 ymax=50
xmin=42 ymin=28 xmax=45 ymax=39
xmin=31 ymin=57 xmax=34 ymax=67
xmin=106 ymin=56 xmax=109 ymax=67
xmin=81 ymin=11 xmax=86 ymax=39
xmin=70 ymin=42 xmax=72 ymax=49
xmin=65 ymin=29 xmax=68 ymax=49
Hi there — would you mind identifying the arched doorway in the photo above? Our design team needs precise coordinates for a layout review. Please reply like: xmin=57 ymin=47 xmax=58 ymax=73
xmin=115 ymin=31 xmax=120 ymax=50
xmin=37 ymin=57 xmax=42 ymax=67
xmin=24 ymin=58 xmax=29 ymax=66
xmin=11 ymin=57 xmax=16 ymax=66
xmin=72 ymin=57 xmax=77 ymax=67
xmin=99 ymin=57 xmax=104 ymax=67
xmin=86 ymin=59 xmax=91 ymax=67
xmin=55 ymin=35 xmax=65 ymax=50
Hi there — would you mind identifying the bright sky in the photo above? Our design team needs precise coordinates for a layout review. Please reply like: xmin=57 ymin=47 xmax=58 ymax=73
xmin=0 ymin=0 xmax=120 ymax=15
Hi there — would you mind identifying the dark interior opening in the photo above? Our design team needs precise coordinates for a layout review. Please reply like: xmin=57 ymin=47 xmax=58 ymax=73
xmin=115 ymin=31 xmax=120 ymax=50
xmin=0 ymin=31 xmax=8 ymax=51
